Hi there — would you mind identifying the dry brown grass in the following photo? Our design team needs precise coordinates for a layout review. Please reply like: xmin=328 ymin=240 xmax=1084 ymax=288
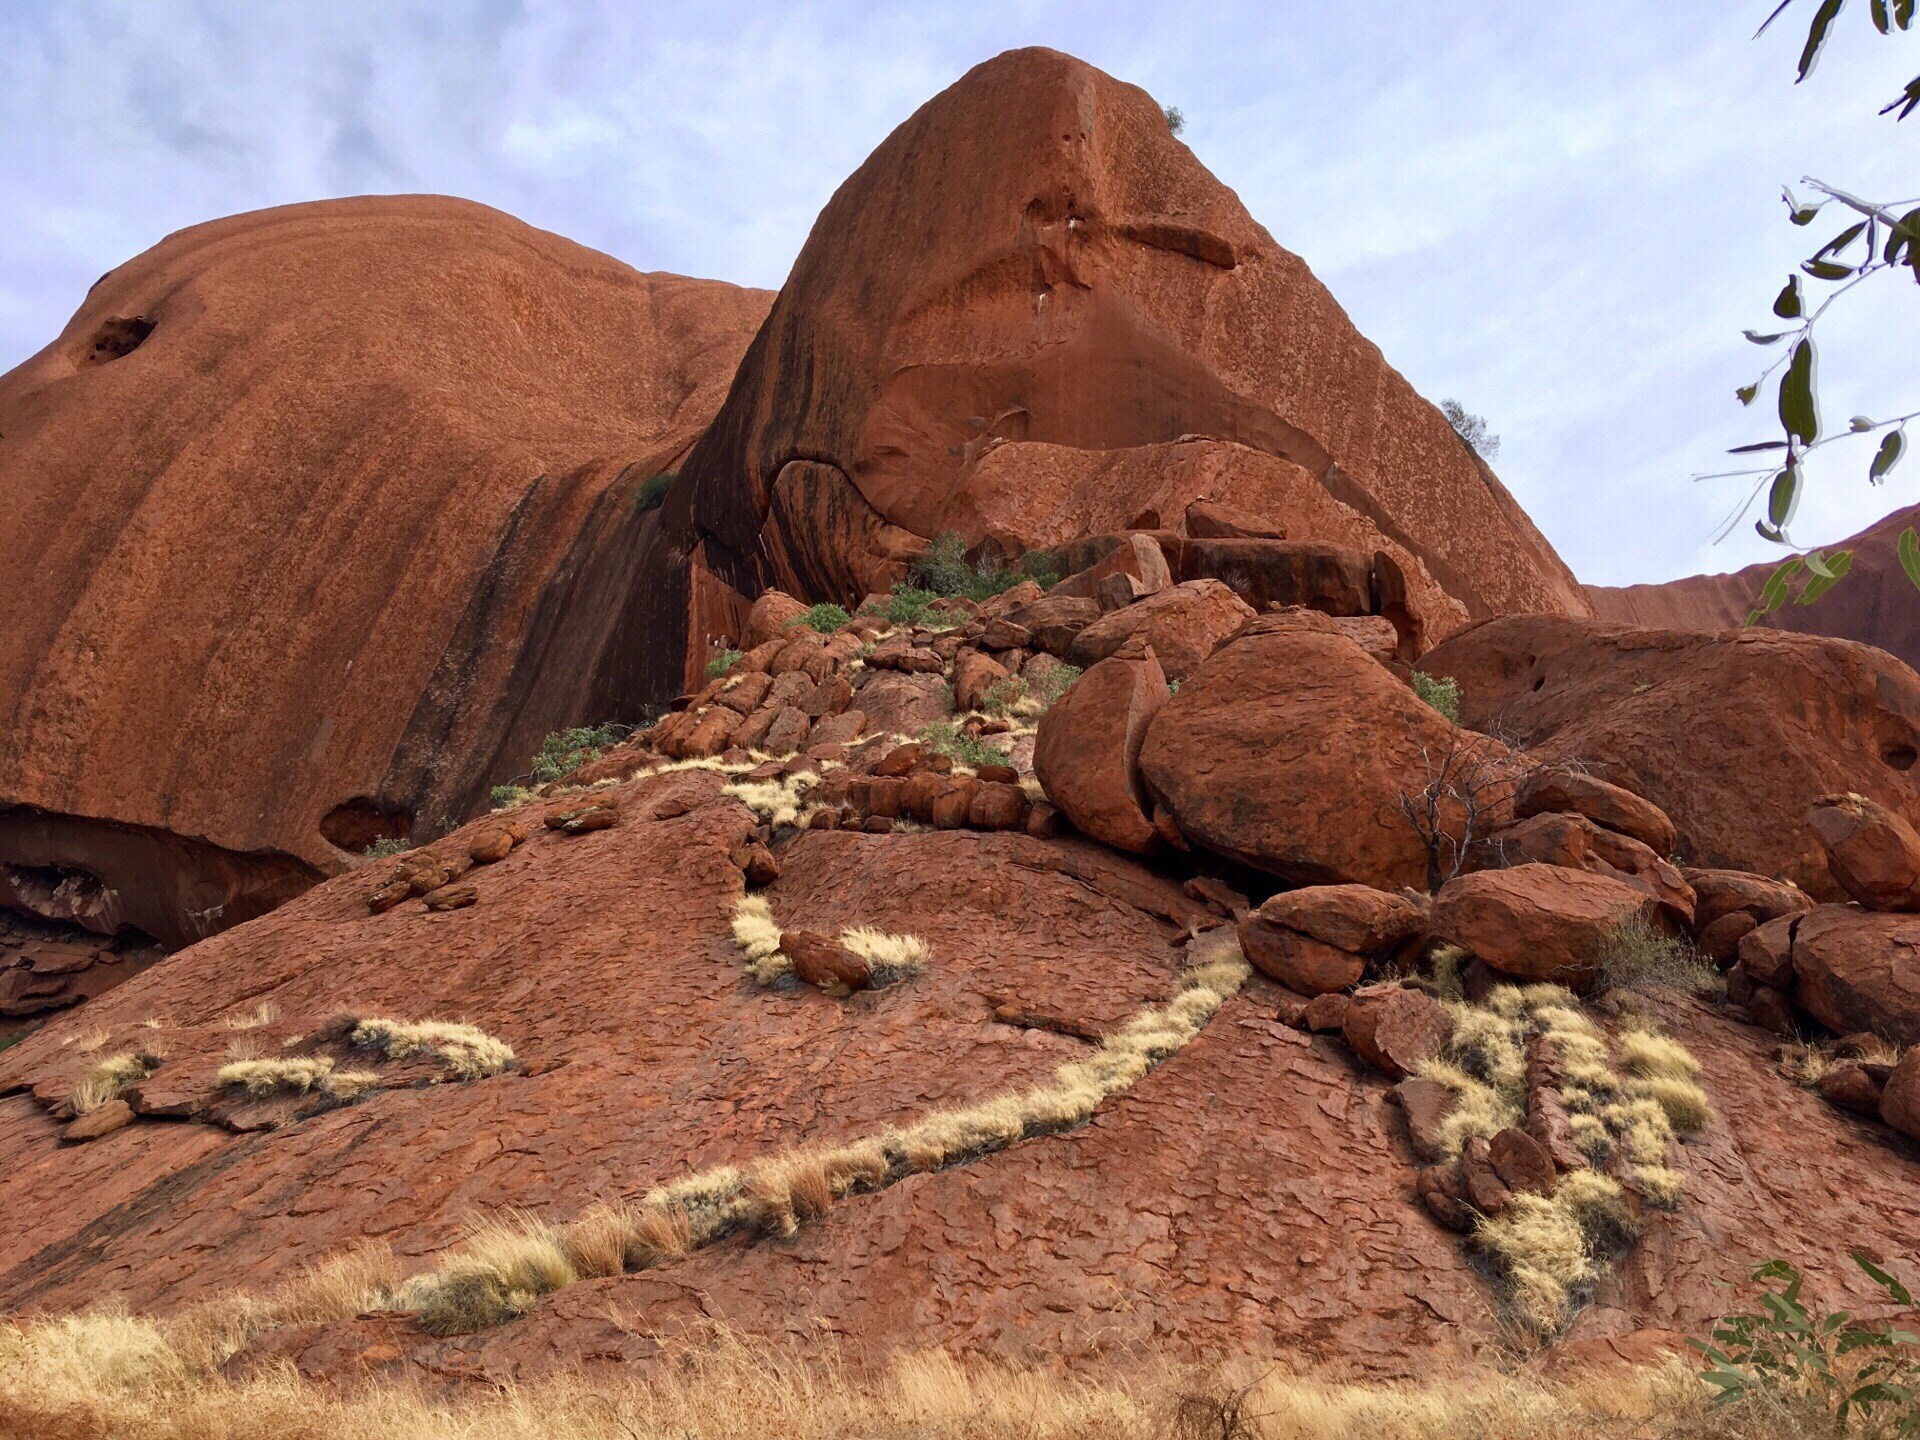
xmin=69 ymin=1050 xmax=162 ymax=1115
xmin=394 ymin=943 xmax=1252 ymax=1337
xmin=347 ymin=1018 xmax=515 ymax=1080
xmin=0 ymin=1318 xmax=1850 ymax=1440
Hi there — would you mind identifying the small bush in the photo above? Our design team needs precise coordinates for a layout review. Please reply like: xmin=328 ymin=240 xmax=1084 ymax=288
xmin=908 ymin=532 xmax=1058 ymax=601
xmin=1410 ymin=671 xmax=1461 ymax=724
xmin=1693 ymin=1254 xmax=1920 ymax=1434
xmin=633 ymin=472 xmax=675 ymax=513
xmin=490 ymin=783 xmax=536 ymax=810
xmin=788 ymin=603 xmax=852 ymax=634
xmin=1599 ymin=916 xmax=1722 ymax=997
xmin=705 ymin=648 xmax=743 ymax=678
xmin=881 ymin=587 xmax=939 ymax=626
xmin=529 ymin=723 xmax=627 ymax=785
xmin=361 ymin=837 xmax=410 ymax=860
xmin=916 ymin=720 xmax=1011 ymax=769
xmin=348 ymin=1018 xmax=515 ymax=1080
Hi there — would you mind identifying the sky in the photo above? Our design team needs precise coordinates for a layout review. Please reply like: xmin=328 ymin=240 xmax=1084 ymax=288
xmin=3 ymin=2 xmax=1915 ymax=586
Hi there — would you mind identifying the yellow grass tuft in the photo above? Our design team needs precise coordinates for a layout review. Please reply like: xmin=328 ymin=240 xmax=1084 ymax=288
xmin=70 ymin=1050 xmax=162 ymax=1115
xmin=1617 ymin=1029 xmax=1703 ymax=1082
xmin=730 ymin=894 xmax=788 ymax=984
xmin=839 ymin=926 xmax=930 ymax=985
xmin=349 ymin=1018 xmax=515 ymax=1080
xmin=387 ymin=943 xmax=1252 ymax=1335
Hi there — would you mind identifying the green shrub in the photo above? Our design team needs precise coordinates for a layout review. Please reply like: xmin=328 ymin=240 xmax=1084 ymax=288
xmin=1599 ymin=916 xmax=1722 ymax=997
xmin=362 ymin=837 xmax=411 ymax=860
xmin=908 ymin=532 xmax=1059 ymax=601
xmin=490 ymin=784 xmax=535 ymax=811
xmin=916 ymin=720 xmax=1012 ymax=770
xmin=788 ymin=603 xmax=852 ymax=634
xmin=1411 ymin=671 xmax=1461 ymax=724
xmin=1693 ymin=1254 xmax=1920 ymax=1433
xmin=529 ymin=723 xmax=627 ymax=785
xmin=883 ymin=587 xmax=939 ymax=626
xmin=705 ymin=648 xmax=743 ymax=678
xmin=1027 ymin=663 xmax=1081 ymax=709
xmin=633 ymin=472 xmax=675 ymax=513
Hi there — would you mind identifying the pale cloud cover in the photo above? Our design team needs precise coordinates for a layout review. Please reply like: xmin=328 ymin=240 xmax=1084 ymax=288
xmin=2 ymin=1 xmax=1914 ymax=585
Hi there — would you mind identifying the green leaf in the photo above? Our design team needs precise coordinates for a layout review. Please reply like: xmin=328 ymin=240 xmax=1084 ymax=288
xmin=1853 ymin=1252 xmax=1916 ymax=1306
xmin=1891 ymin=77 xmax=1920 ymax=120
xmin=1797 ymin=550 xmax=1853 ymax=604
xmin=1778 ymin=340 xmax=1819 ymax=446
xmin=1852 ymin=416 xmax=1877 ymax=431
xmin=1872 ymin=429 xmax=1908 ymax=483
xmin=1876 ymin=0 xmax=1895 ymax=32
xmin=1899 ymin=529 xmax=1920 ymax=591
xmin=1796 ymin=0 xmax=1846 ymax=79
xmin=1803 ymin=549 xmax=1838 ymax=581
xmin=1748 ymin=556 xmax=1805 ymax=625
xmin=1817 ymin=222 xmax=1868 ymax=259
xmin=1802 ymin=258 xmax=1853 ymax=280
xmin=1738 ymin=383 xmax=1760 ymax=406
xmin=1729 ymin=440 xmax=1789 ymax=454
xmin=1774 ymin=275 xmax=1804 ymax=317
xmin=1899 ymin=0 xmax=1915 ymax=28
xmin=1743 ymin=329 xmax=1790 ymax=344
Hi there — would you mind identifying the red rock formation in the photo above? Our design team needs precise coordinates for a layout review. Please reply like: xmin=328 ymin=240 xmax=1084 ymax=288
xmin=1421 ymin=616 xmax=1920 ymax=898
xmin=659 ymin=47 xmax=1586 ymax=693
xmin=1587 ymin=501 xmax=1920 ymax=677
xmin=0 ymin=196 xmax=771 ymax=947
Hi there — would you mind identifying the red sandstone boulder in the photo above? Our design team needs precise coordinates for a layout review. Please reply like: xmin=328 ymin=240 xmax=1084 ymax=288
xmin=1514 ymin=769 xmax=1676 ymax=857
xmin=1420 ymin=617 xmax=1920 ymax=899
xmin=1790 ymin=905 xmax=1920 ymax=1046
xmin=1880 ymin=1050 xmax=1920 ymax=1140
xmin=1486 ymin=811 xmax=1695 ymax=927
xmin=1006 ymin=594 xmax=1103 ymax=657
xmin=1033 ymin=651 xmax=1168 ymax=855
xmin=1244 ymin=885 xmax=1426 ymax=956
xmin=1140 ymin=627 xmax=1508 ymax=890
xmin=1227 ymin=607 xmax=1402 ymax=666
xmin=1066 ymin=580 xmax=1256 ymax=680
xmin=951 ymin=650 xmax=1011 ymax=713
xmin=1240 ymin=927 xmax=1367 ymax=996
xmin=1817 ymin=1064 xmax=1888 ymax=1117
xmin=1686 ymin=869 xmax=1815 ymax=931
xmin=746 ymin=591 xmax=810 ymax=648
xmin=1342 ymin=984 xmax=1455 ymax=1078
xmin=1431 ymin=864 xmax=1661 ymax=989
xmin=1807 ymin=793 xmax=1920 ymax=912
xmin=1051 ymin=534 xmax=1172 ymax=602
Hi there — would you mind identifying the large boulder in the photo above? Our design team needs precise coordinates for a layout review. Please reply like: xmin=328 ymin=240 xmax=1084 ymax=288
xmin=1430 ymin=864 xmax=1662 ymax=989
xmin=1420 ymin=617 xmax=1920 ymax=899
xmin=1238 ymin=884 xmax=1426 ymax=996
xmin=1033 ymin=650 xmax=1169 ymax=854
xmin=1513 ymin=769 xmax=1676 ymax=857
xmin=1066 ymin=580 xmax=1256 ymax=680
xmin=1485 ymin=811 xmax=1696 ymax=927
xmin=1806 ymin=793 xmax=1920 ymax=912
xmin=663 ymin=47 xmax=1586 ymax=671
xmin=0 ymin=195 xmax=771 ymax=948
xmin=1791 ymin=905 xmax=1920 ymax=1047
xmin=1139 ymin=627 xmax=1506 ymax=889
xmin=1881 ymin=1049 xmax=1920 ymax=1141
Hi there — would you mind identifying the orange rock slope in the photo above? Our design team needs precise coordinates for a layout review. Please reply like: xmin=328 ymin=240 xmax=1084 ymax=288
xmin=642 ymin=46 xmax=1586 ymax=699
xmin=0 ymin=196 xmax=771 ymax=947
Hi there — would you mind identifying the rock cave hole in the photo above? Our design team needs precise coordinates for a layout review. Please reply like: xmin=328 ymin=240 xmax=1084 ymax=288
xmin=1884 ymin=744 xmax=1917 ymax=771
xmin=321 ymin=798 xmax=415 ymax=854
xmin=83 ymin=316 xmax=155 ymax=365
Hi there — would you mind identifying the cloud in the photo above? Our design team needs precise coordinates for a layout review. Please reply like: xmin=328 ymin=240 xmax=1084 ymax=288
xmin=1 ymin=0 xmax=1912 ymax=585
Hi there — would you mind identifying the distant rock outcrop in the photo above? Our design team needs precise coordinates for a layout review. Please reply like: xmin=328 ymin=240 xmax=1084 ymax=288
xmin=1587 ymin=502 xmax=1920 ymax=676
xmin=647 ymin=46 xmax=1587 ymax=699
xmin=0 ymin=196 xmax=771 ymax=951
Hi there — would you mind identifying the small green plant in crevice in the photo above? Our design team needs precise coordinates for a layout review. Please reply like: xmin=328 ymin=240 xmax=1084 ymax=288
xmin=705 ymin=647 xmax=744 ymax=679
xmin=1598 ymin=915 xmax=1723 ymax=998
xmin=909 ymin=531 xmax=1058 ymax=601
xmin=632 ymin=472 xmax=675 ymax=513
xmin=878 ymin=586 xmax=939 ymax=627
xmin=491 ymin=783 xmax=536 ymax=810
xmin=361 ymin=837 xmax=411 ymax=860
xmin=1411 ymin=671 xmax=1461 ymax=724
xmin=787 ymin=603 xmax=852 ymax=634
xmin=1692 ymin=1253 xmax=1920 ymax=1435
xmin=529 ymin=723 xmax=628 ymax=785
xmin=916 ymin=719 xmax=1011 ymax=770
xmin=988 ymin=665 xmax=1080 ymax=719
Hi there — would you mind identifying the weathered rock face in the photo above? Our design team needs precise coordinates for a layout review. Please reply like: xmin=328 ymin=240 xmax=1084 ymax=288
xmin=1587 ymin=501 xmax=1920 ymax=678
xmin=1139 ymin=627 xmax=1499 ymax=889
xmin=0 ymin=195 xmax=772 ymax=948
xmin=1421 ymin=617 xmax=1920 ymax=899
xmin=660 ymin=46 xmax=1586 ymax=691
xmin=1807 ymin=793 xmax=1920 ymax=912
